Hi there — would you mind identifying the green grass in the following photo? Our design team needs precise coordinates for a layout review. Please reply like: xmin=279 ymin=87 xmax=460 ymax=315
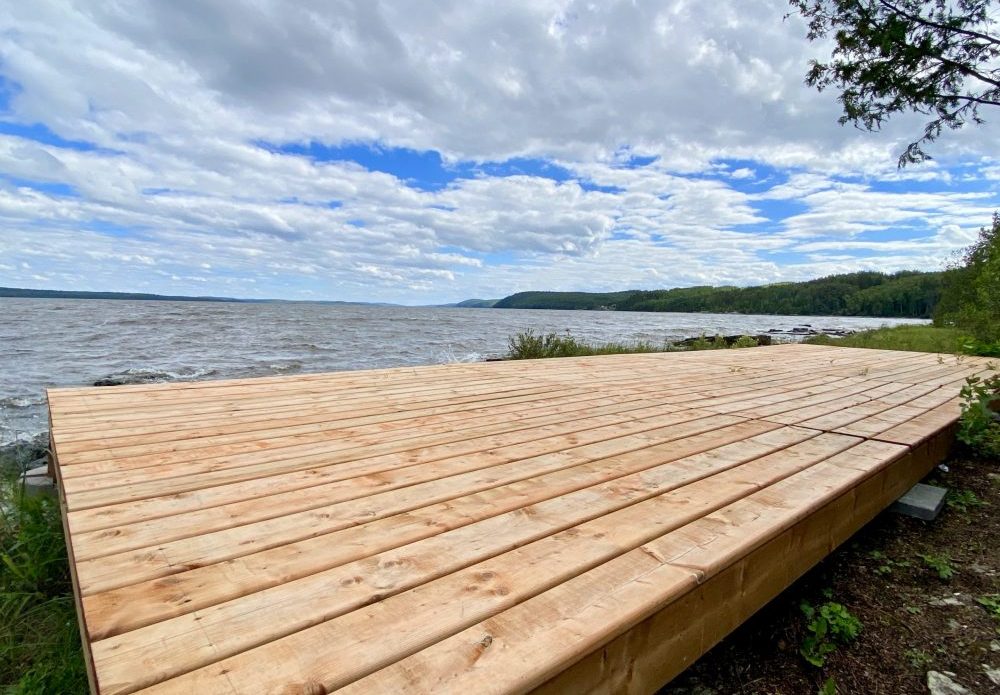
xmin=803 ymin=325 xmax=969 ymax=354
xmin=0 ymin=477 xmax=87 ymax=694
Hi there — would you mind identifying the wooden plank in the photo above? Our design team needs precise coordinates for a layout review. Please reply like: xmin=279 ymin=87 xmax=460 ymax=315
xmin=57 ymin=389 xmax=674 ymax=476
xmin=112 ymin=430 xmax=856 ymax=695
xmin=78 ymin=419 xmax=793 ymax=596
xmin=81 ymin=419 xmax=785 ymax=638
xmin=343 ymin=438 xmax=909 ymax=695
xmin=60 ymin=402 xmax=687 ymax=505
xmin=70 ymin=412 xmax=740 ymax=557
xmin=50 ymin=353 xmax=875 ymax=446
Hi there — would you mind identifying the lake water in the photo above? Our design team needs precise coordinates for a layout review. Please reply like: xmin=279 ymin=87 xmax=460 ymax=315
xmin=0 ymin=298 xmax=928 ymax=440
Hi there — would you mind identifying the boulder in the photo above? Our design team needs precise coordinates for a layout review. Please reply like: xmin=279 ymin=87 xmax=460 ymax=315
xmin=927 ymin=671 xmax=973 ymax=695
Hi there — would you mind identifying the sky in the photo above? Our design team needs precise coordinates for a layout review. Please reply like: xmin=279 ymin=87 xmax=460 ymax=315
xmin=0 ymin=0 xmax=998 ymax=304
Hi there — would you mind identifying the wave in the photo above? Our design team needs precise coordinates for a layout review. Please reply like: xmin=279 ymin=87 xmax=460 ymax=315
xmin=440 ymin=350 xmax=493 ymax=364
xmin=0 ymin=396 xmax=45 ymax=409
xmin=267 ymin=361 xmax=304 ymax=374
xmin=92 ymin=366 xmax=220 ymax=386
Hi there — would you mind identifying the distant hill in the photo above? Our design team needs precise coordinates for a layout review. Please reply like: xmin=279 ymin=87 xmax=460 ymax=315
xmin=494 ymin=290 xmax=637 ymax=311
xmin=492 ymin=271 xmax=945 ymax=319
xmin=0 ymin=287 xmax=251 ymax=302
xmin=452 ymin=298 xmax=500 ymax=308
xmin=0 ymin=287 xmax=398 ymax=306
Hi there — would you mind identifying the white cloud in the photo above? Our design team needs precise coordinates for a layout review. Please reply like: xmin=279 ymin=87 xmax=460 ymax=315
xmin=0 ymin=0 xmax=997 ymax=302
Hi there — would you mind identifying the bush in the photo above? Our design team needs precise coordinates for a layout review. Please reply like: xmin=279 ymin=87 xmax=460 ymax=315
xmin=505 ymin=331 xmax=762 ymax=359
xmin=506 ymin=331 xmax=666 ymax=359
xmin=957 ymin=374 xmax=1000 ymax=458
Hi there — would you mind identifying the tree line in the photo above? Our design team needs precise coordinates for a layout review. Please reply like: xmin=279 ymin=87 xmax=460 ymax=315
xmin=494 ymin=270 xmax=945 ymax=318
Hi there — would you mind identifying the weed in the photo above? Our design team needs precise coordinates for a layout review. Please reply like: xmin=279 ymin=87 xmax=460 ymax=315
xmin=868 ymin=550 xmax=909 ymax=576
xmin=946 ymin=489 xmax=987 ymax=514
xmin=818 ymin=676 xmax=838 ymax=695
xmin=977 ymin=594 xmax=1000 ymax=621
xmin=799 ymin=601 xmax=862 ymax=667
xmin=904 ymin=648 xmax=932 ymax=669
xmin=917 ymin=552 xmax=957 ymax=581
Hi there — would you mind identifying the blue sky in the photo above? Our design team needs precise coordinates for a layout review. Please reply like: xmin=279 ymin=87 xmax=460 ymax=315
xmin=0 ymin=0 xmax=997 ymax=303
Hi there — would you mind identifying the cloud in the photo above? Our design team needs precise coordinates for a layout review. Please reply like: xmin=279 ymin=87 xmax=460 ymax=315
xmin=0 ymin=0 xmax=997 ymax=302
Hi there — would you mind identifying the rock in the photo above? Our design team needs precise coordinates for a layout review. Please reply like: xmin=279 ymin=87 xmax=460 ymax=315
xmin=93 ymin=369 xmax=173 ymax=386
xmin=928 ymin=595 xmax=965 ymax=607
xmin=984 ymin=665 xmax=1000 ymax=686
xmin=674 ymin=334 xmax=772 ymax=347
xmin=0 ymin=432 xmax=50 ymax=473
xmin=927 ymin=671 xmax=974 ymax=695
xmin=969 ymin=562 xmax=996 ymax=576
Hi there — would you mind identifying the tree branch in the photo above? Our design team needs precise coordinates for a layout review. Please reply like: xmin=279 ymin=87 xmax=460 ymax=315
xmin=876 ymin=0 xmax=1000 ymax=47
xmin=936 ymin=93 xmax=1000 ymax=108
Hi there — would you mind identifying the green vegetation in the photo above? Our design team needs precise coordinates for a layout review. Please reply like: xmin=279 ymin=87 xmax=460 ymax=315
xmin=946 ymin=489 xmax=987 ymax=515
xmin=494 ymin=270 xmax=944 ymax=318
xmin=506 ymin=331 xmax=669 ymax=359
xmin=904 ymin=648 xmax=933 ymax=670
xmin=917 ymin=552 xmax=956 ymax=581
xmin=799 ymin=600 xmax=862 ymax=667
xmin=495 ymin=290 xmax=638 ymax=311
xmin=818 ymin=676 xmax=838 ymax=695
xmin=505 ymin=331 xmax=761 ymax=360
xmin=957 ymin=374 xmax=1000 ymax=458
xmin=804 ymin=325 xmax=966 ymax=353
xmin=0 ymin=480 xmax=87 ymax=694
xmin=867 ymin=550 xmax=910 ymax=577
xmin=976 ymin=594 xmax=1000 ymax=622
xmin=935 ymin=213 xmax=1000 ymax=346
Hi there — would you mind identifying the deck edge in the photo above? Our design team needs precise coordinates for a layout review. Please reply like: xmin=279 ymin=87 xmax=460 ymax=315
xmin=529 ymin=424 xmax=953 ymax=695
xmin=48 ymin=392 xmax=101 ymax=695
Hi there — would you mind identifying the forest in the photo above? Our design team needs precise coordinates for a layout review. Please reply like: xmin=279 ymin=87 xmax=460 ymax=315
xmin=493 ymin=270 xmax=945 ymax=318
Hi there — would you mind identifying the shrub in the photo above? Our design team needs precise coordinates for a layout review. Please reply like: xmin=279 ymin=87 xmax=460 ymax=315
xmin=957 ymin=374 xmax=1000 ymax=458
xmin=506 ymin=330 xmax=665 ymax=359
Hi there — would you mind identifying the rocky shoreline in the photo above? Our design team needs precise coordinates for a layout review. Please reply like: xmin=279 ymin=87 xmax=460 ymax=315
xmin=0 ymin=431 xmax=49 ymax=474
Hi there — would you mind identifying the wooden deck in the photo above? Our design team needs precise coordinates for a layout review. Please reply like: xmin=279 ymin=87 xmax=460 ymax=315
xmin=46 ymin=343 xmax=995 ymax=695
